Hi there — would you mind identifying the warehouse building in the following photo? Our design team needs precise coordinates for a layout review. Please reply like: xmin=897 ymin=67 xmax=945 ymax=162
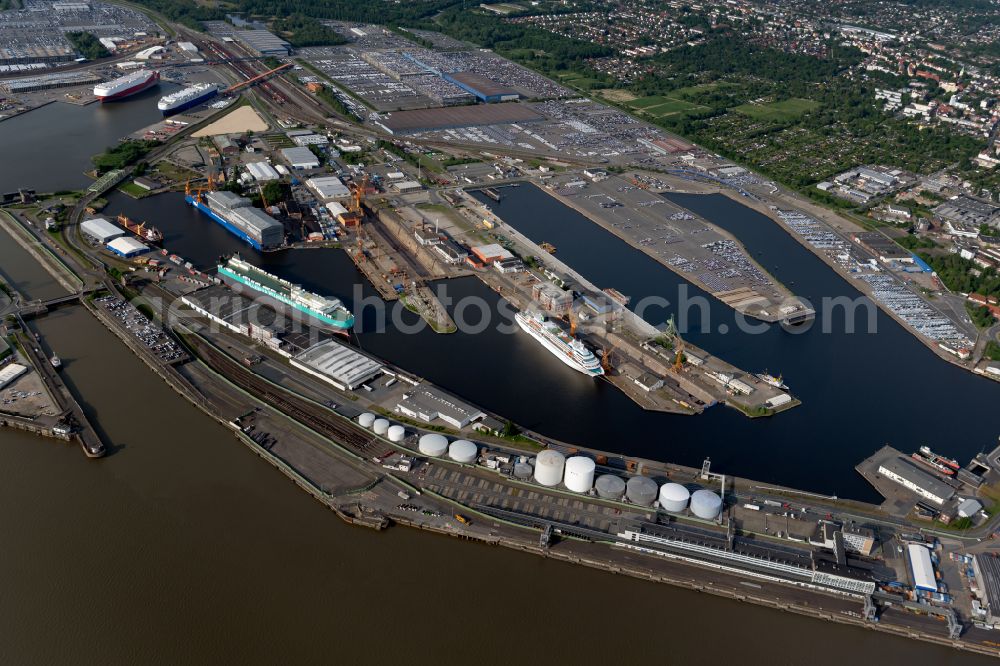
xmin=877 ymin=457 xmax=956 ymax=505
xmin=291 ymin=340 xmax=383 ymax=391
xmin=106 ymin=236 xmax=150 ymax=258
xmin=396 ymin=385 xmax=484 ymax=428
xmin=280 ymin=146 xmax=320 ymax=170
xmin=233 ymin=30 xmax=291 ymax=56
xmin=307 ymin=176 xmax=350 ymax=200
xmin=377 ymin=103 xmax=543 ymax=135
xmin=0 ymin=363 xmax=28 ymax=391
xmin=246 ymin=161 xmax=280 ymax=182
xmin=443 ymin=71 xmax=519 ymax=103
xmin=974 ymin=554 xmax=1000 ymax=627
xmin=81 ymin=218 xmax=124 ymax=244
xmin=908 ymin=543 xmax=937 ymax=592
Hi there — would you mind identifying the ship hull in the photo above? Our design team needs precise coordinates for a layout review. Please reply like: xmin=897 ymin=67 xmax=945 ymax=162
xmin=218 ymin=267 xmax=353 ymax=331
xmin=159 ymin=88 xmax=219 ymax=115
xmin=515 ymin=314 xmax=602 ymax=377
xmin=186 ymin=195 xmax=265 ymax=251
xmin=97 ymin=74 xmax=159 ymax=102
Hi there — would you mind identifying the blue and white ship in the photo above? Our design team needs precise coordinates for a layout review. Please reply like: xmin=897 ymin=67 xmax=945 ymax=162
xmin=218 ymin=256 xmax=354 ymax=331
xmin=185 ymin=187 xmax=283 ymax=251
xmin=515 ymin=310 xmax=604 ymax=377
xmin=158 ymin=83 xmax=219 ymax=115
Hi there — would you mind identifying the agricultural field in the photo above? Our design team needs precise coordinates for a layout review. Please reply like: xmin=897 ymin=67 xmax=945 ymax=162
xmin=732 ymin=98 xmax=819 ymax=122
xmin=625 ymin=94 xmax=710 ymax=119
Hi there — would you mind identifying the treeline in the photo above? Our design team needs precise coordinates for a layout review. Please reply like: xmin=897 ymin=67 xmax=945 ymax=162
xmin=92 ymin=140 xmax=161 ymax=175
xmin=919 ymin=253 xmax=1000 ymax=298
xmin=128 ymin=0 xmax=223 ymax=31
xmin=66 ymin=32 xmax=110 ymax=60
xmin=435 ymin=8 xmax=612 ymax=76
xmin=233 ymin=0 xmax=458 ymax=25
xmin=271 ymin=14 xmax=347 ymax=47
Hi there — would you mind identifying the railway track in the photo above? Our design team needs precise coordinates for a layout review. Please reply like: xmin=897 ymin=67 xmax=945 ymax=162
xmin=190 ymin=335 xmax=378 ymax=456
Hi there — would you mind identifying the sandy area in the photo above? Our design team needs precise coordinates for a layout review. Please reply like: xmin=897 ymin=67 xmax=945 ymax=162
xmin=599 ymin=89 xmax=638 ymax=102
xmin=193 ymin=106 xmax=268 ymax=137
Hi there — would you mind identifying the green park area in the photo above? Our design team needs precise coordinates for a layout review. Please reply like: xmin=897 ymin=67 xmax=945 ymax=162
xmin=732 ymin=98 xmax=820 ymax=122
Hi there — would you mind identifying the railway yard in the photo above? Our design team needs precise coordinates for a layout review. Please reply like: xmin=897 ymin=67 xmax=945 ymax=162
xmin=2 ymin=4 xmax=1000 ymax=658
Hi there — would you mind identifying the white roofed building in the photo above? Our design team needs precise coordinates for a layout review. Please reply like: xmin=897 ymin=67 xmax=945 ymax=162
xmin=81 ymin=218 xmax=124 ymax=243
xmin=291 ymin=340 xmax=382 ymax=390
xmin=307 ymin=176 xmax=350 ymax=200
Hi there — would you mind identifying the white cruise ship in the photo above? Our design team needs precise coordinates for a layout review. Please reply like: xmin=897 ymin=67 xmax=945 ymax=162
xmin=515 ymin=311 xmax=604 ymax=377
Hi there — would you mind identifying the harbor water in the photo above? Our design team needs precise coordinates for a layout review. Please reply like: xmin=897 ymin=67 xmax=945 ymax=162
xmin=0 ymin=85 xmax=172 ymax=193
xmin=99 ymin=189 xmax=1000 ymax=501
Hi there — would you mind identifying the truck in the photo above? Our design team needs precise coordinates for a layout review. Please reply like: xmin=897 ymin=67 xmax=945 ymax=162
xmin=743 ymin=504 xmax=761 ymax=511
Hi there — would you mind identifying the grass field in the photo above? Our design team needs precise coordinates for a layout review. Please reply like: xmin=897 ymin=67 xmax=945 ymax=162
xmin=626 ymin=94 xmax=709 ymax=118
xmin=732 ymin=98 xmax=819 ymax=121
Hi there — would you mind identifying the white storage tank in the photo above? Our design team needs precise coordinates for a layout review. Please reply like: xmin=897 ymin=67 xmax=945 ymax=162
xmin=513 ymin=462 xmax=533 ymax=480
xmin=595 ymin=474 xmax=626 ymax=500
xmin=658 ymin=483 xmax=690 ymax=513
xmin=690 ymin=489 xmax=723 ymax=520
xmin=534 ymin=449 xmax=565 ymax=487
xmin=418 ymin=433 xmax=449 ymax=457
xmin=563 ymin=456 xmax=596 ymax=493
xmin=387 ymin=425 xmax=406 ymax=442
xmin=448 ymin=439 xmax=478 ymax=464
xmin=358 ymin=412 xmax=376 ymax=429
xmin=626 ymin=476 xmax=658 ymax=506
xmin=373 ymin=418 xmax=390 ymax=436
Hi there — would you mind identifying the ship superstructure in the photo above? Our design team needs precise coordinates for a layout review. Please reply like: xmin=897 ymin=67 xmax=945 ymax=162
xmin=157 ymin=83 xmax=219 ymax=114
xmin=186 ymin=186 xmax=283 ymax=251
xmin=94 ymin=70 xmax=159 ymax=101
xmin=217 ymin=256 xmax=354 ymax=331
xmin=515 ymin=310 xmax=604 ymax=377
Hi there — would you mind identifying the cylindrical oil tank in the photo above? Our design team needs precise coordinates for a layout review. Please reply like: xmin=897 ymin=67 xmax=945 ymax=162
xmin=358 ymin=412 xmax=376 ymax=429
xmin=418 ymin=433 xmax=449 ymax=457
xmin=595 ymin=474 xmax=626 ymax=500
xmin=387 ymin=425 xmax=405 ymax=442
xmin=563 ymin=456 xmax=596 ymax=493
xmin=448 ymin=439 xmax=478 ymax=463
xmin=373 ymin=418 xmax=390 ymax=436
xmin=534 ymin=449 xmax=565 ymax=487
xmin=626 ymin=476 xmax=658 ymax=506
xmin=513 ymin=463 xmax=533 ymax=480
xmin=690 ymin=489 xmax=723 ymax=520
xmin=658 ymin=483 xmax=690 ymax=513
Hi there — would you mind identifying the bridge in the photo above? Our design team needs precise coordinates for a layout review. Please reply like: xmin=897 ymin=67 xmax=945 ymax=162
xmin=18 ymin=288 xmax=100 ymax=318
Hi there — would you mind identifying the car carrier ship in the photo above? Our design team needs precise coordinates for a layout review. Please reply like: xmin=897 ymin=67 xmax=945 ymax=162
xmin=217 ymin=256 xmax=354 ymax=331
xmin=185 ymin=186 xmax=283 ymax=251
xmin=157 ymin=82 xmax=219 ymax=115
xmin=515 ymin=310 xmax=604 ymax=377
xmin=93 ymin=70 xmax=159 ymax=101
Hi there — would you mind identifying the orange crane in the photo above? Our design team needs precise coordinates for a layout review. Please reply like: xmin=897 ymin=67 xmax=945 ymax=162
xmin=601 ymin=344 xmax=614 ymax=373
xmin=568 ymin=310 xmax=578 ymax=336
xmin=673 ymin=337 xmax=685 ymax=373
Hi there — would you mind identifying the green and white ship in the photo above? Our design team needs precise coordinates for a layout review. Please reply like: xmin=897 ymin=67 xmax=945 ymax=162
xmin=217 ymin=256 xmax=354 ymax=331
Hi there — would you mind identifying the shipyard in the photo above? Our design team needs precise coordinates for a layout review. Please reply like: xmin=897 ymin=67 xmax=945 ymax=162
xmin=2 ymin=2 xmax=1000 ymax=662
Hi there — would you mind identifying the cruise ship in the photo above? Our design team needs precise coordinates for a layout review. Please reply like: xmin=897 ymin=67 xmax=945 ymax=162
xmin=157 ymin=82 xmax=219 ymax=115
xmin=515 ymin=311 xmax=604 ymax=377
xmin=94 ymin=70 xmax=159 ymax=102
xmin=217 ymin=256 xmax=354 ymax=331
xmin=186 ymin=186 xmax=283 ymax=251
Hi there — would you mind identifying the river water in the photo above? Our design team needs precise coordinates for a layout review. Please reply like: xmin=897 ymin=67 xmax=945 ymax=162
xmin=0 ymin=85 xmax=173 ymax=193
xmin=1 ymin=102 xmax=998 ymax=664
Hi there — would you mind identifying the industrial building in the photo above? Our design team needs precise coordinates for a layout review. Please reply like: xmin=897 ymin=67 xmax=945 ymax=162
xmin=377 ymin=103 xmax=543 ymax=135
xmin=395 ymin=385 xmax=484 ymax=428
xmin=0 ymin=363 xmax=28 ymax=391
xmin=232 ymin=29 xmax=291 ymax=56
xmin=106 ymin=236 xmax=150 ymax=258
xmin=934 ymin=195 xmax=1000 ymax=229
xmin=280 ymin=146 xmax=320 ymax=170
xmin=443 ymin=71 xmax=519 ymax=103
xmin=245 ymin=162 xmax=280 ymax=182
xmin=307 ymin=176 xmax=350 ymax=200
xmin=470 ymin=243 xmax=513 ymax=264
xmin=81 ymin=218 xmax=124 ymax=244
xmin=973 ymin=554 xmax=1000 ymax=627
xmin=291 ymin=340 xmax=383 ymax=391
xmin=841 ymin=525 xmax=876 ymax=556
xmin=877 ymin=457 xmax=956 ymax=505
xmin=0 ymin=70 xmax=100 ymax=93
xmin=907 ymin=543 xmax=937 ymax=592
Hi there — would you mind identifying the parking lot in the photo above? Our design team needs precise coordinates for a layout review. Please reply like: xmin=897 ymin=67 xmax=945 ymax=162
xmin=95 ymin=294 xmax=186 ymax=363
